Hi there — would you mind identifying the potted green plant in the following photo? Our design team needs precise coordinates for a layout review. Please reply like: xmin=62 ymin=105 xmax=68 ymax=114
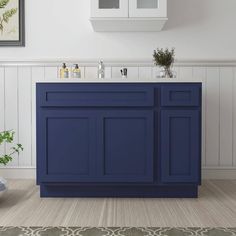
xmin=153 ymin=48 xmax=176 ymax=78
xmin=0 ymin=130 xmax=23 ymax=197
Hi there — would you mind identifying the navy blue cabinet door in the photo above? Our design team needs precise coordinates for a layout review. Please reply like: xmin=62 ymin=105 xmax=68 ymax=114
xmin=160 ymin=110 xmax=200 ymax=183
xmin=37 ymin=110 xmax=97 ymax=182
xmin=97 ymin=110 xmax=154 ymax=183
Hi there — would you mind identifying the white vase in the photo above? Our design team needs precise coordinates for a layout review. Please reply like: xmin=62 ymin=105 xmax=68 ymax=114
xmin=0 ymin=177 xmax=8 ymax=197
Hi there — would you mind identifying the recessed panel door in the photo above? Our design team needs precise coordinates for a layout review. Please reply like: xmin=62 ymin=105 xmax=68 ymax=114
xmin=160 ymin=110 xmax=200 ymax=183
xmin=37 ymin=110 xmax=97 ymax=183
xmin=97 ymin=110 xmax=154 ymax=183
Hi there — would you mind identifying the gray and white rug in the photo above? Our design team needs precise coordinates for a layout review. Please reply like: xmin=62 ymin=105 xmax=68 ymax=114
xmin=0 ymin=227 xmax=236 ymax=236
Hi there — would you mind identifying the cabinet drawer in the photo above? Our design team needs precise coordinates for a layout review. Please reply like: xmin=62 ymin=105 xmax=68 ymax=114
xmin=37 ymin=84 xmax=154 ymax=107
xmin=161 ymin=85 xmax=201 ymax=107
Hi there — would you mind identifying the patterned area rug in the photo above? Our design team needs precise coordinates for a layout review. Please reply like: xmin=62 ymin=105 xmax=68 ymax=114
xmin=0 ymin=227 xmax=236 ymax=236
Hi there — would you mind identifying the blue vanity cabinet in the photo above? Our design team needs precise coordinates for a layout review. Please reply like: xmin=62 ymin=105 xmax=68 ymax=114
xmin=37 ymin=82 xmax=202 ymax=198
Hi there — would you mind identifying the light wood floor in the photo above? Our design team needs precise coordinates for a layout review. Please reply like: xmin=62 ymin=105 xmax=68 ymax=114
xmin=0 ymin=180 xmax=236 ymax=227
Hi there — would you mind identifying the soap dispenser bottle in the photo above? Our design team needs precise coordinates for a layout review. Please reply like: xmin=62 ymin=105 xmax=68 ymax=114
xmin=60 ymin=63 xmax=69 ymax=79
xmin=72 ymin=64 xmax=81 ymax=79
xmin=98 ymin=60 xmax=105 ymax=79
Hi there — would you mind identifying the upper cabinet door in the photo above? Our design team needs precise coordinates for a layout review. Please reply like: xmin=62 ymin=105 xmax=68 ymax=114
xmin=91 ymin=0 xmax=128 ymax=17
xmin=129 ymin=0 xmax=167 ymax=17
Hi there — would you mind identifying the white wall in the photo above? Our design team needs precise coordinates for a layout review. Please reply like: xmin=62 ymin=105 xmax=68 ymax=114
xmin=0 ymin=0 xmax=236 ymax=61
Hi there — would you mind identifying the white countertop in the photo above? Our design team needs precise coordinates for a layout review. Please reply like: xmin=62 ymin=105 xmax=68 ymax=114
xmin=36 ymin=78 xmax=203 ymax=83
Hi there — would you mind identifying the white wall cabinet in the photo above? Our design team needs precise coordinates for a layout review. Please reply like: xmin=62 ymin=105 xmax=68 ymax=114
xmin=90 ymin=0 xmax=168 ymax=32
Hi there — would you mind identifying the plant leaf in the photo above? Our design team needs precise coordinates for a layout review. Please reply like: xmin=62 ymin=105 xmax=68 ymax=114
xmin=0 ymin=0 xmax=9 ymax=9
xmin=0 ymin=130 xmax=23 ymax=166
xmin=3 ymin=8 xmax=17 ymax=23
xmin=153 ymin=48 xmax=175 ymax=67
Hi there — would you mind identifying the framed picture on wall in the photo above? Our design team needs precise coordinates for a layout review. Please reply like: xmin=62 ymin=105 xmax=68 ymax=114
xmin=0 ymin=0 xmax=25 ymax=46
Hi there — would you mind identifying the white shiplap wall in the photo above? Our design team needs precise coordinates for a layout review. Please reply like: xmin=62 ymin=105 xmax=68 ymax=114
xmin=0 ymin=60 xmax=236 ymax=179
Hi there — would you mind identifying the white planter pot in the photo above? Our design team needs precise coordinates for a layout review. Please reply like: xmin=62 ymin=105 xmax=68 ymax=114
xmin=0 ymin=177 xmax=8 ymax=197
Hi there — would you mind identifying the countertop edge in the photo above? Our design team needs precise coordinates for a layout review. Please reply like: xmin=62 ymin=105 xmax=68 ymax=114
xmin=35 ymin=78 xmax=203 ymax=83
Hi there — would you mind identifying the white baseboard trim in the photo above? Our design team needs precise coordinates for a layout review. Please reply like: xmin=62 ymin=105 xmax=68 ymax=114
xmin=0 ymin=167 xmax=236 ymax=180
xmin=202 ymin=167 xmax=236 ymax=180
xmin=0 ymin=167 xmax=36 ymax=179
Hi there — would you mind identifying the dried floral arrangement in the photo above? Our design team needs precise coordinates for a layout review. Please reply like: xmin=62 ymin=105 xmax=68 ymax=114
xmin=153 ymin=48 xmax=175 ymax=78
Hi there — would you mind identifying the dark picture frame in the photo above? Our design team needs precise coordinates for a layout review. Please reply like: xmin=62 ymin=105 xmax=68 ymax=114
xmin=0 ymin=0 xmax=25 ymax=47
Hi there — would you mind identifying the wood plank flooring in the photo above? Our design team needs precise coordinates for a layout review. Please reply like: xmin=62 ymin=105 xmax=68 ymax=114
xmin=0 ymin=180 xmax=236 ymax=227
